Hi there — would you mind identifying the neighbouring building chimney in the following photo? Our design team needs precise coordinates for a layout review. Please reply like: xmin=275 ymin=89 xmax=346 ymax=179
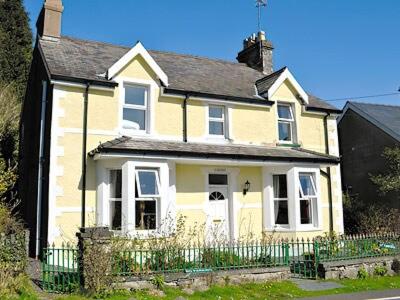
xmin=237 ymin=31 xmax=274 ymax=75
xmin=36 ymin=0 xmax=64 ymax=40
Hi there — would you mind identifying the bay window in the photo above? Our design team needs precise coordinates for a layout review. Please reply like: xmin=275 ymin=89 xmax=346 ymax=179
xmin=272 ymin=174 xmax=289 ymax=226
xmin=122 ymin=84 xmax=148 ymax=131
xmin=298 ymin=173 xmax=318 ymax=226
xmin=277 ymin=103 xmax=295 ymax=143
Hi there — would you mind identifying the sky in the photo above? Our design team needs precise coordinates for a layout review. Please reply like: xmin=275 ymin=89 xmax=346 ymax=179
xmin=23 ymin=0 xmax=400 ymax=109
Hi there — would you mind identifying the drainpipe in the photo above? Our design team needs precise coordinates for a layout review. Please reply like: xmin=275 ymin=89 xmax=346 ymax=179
xmin=81 ymin=83 xmax=90 ymax=229
xmin=35 ymin=80 xmax=48 ymax=258
xmin=182 ymin=94 xmax=189 ymax=142
xmin=322 ymin=113 xmax=334 ymax=233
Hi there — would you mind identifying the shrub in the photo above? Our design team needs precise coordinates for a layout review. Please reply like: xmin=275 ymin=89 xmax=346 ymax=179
xmin=201 ymin=249 xmax=240 ymax=268
xmin=151 ymin=274 xmax=165 ymax=290
xmin=357 ymin=267 xmax=368 ymax=279
xmin=391 ymin=259 xmax=400 ymax=275
xmin=373 ymin=265 xmax=388 ymax=277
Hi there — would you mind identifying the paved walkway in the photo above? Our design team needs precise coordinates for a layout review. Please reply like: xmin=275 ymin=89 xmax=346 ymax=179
xmin=298 ymin=289 xmax=400 ymax=300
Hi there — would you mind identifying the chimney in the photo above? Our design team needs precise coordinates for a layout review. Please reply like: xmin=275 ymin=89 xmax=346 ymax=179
xmin=36 ymin=0 xmax=64 ymax=40
xmin=237 ymin=31 xmax=274 ymax=75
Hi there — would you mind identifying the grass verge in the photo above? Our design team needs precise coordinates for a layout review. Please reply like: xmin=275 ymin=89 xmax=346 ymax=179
xmin=44 ymin=275 xmax=400 ymax=300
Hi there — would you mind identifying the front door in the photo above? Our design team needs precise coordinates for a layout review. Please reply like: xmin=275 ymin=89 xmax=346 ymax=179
xmin=207 ymin=174 xmax=230 ymax=241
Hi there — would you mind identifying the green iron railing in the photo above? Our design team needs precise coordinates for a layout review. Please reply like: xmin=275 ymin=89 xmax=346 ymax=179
xmin=42 ymin=243 xmax=80 ymax=293
xmin=41 ymin=233 xmax=400 ymax=292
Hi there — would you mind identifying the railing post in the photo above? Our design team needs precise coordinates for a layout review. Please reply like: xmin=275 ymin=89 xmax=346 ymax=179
xmin=314 ymin=239 xmax=320 ymax=278
xmin=283 ymin=241 xmax=290 ymax=265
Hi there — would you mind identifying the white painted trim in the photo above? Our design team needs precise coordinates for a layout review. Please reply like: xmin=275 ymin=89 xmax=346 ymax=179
xmin=62 ymin=127 xmax=119 ymax=136
xmin=47 ymin=86 xmax=67 ymax=244
xmin=55 ymin=206 xmax=95 ymax=215
xmin=267 ymin=68 xmax=309 ymax=104
xmin=93 ymin=152 xmax=337 ymax=167
xmin=50 ymin=80 xmax=115 ymax=92
xmin=116 ymin=77 xmax=158 ymax=137
xmin=107 ymin=42 xmax=168 ymax=86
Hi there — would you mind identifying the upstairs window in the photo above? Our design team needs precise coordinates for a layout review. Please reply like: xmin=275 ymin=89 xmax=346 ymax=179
xmin=273 ymin=174 xmax=289 ymax=226
xmin=123 ymin=85 xmax=148 ymax=131
xmin=135 ymin=169 xmax=160 ymax=230
xmin=298 ymin=173 xmax=318 ymax=226
xmin=277 ymin=104 xmax=295 ymax=143
xmin=208 ymin=105 xmax=225 ymax=137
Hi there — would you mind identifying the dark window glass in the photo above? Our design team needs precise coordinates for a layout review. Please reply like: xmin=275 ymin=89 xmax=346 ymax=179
xmin=123 ymin=108 xmax=145 ymax=130
xmin=273 ymin=175 xmax=287 ymax=198
xmin=135 ymin=200 xmax=156 ymax=230
xmin=277 ymin=105 xmax=292 ymax=119
xmin=209 ymin=174 xmax=228 ymax=185
xmin=300 ymin=199 xmax=312 ymax=224
xmin=278 ymin=122 xmax=291 ymax=141
xmin=209 ymin=121 xmax=224 ymax=135
xmin=110 ymin=201 xmax=122 ymax=230
xmin=274 ymin=200 xmax=289 ymax=225
xmin=209 ymin=191 xmax=225 ymax=201
xmin=137 ymin=170 xmax=159 ymax=196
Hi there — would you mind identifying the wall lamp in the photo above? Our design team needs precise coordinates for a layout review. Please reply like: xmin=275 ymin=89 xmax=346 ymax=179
xmin=243 ymin=180 xmax=251 ymax=195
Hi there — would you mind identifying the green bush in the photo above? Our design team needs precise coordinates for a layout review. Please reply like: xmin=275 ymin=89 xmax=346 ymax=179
xmin=357 ymin=267 xmax=368 ymax=279
xmin=201 ymin=249 xmax=240 ymax=268
xmin=151 ymin=274 xmax=165 ymax=290
xmin=373 ymin=265 xmax=388 ymax=277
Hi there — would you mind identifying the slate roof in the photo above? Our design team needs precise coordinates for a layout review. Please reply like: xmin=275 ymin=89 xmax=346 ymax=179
xmin=341 ymin=102 xmax=400 ymax=142
xmin=39 ymin=36 xmax=340 ymax=112
xmin=89 ymin=136 xmax=340 ymax=164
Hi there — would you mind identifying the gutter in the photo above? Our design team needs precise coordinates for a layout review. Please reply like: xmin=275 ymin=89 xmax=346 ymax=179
xmin=164 ymin=88 xmax=274 ymax=106
xmin=321 ymin=113 xmax=334 ymax=233
xmin=81 ymin=83 xmax=90 ymax=229
xmin=35 ymin=80 xmax=48 ymax=258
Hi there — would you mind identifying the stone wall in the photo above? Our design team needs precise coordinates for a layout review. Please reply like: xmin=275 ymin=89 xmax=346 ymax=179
xmin=116 ymin=266 xmax=291 ymax=291
xmin=320 ymin=256 xmax=400 ymax=280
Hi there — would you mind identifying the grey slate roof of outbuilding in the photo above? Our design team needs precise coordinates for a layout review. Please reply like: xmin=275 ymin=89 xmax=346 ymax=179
xmin=39 ymin=36 xmax=339 ymax=112
xmin=89 ymin=136 xmax=339 ymax=164
xmin=341 ymin=102 xmax=400 ymax=142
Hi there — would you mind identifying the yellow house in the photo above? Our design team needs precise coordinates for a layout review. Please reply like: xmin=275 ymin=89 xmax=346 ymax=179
xmin=20 ymin=0 xmax=343 ymax=257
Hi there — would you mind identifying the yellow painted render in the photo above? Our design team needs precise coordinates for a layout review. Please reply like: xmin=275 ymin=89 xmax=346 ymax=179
xmin=237 ymin=208 xmax=263 ymax=239
xmin=156 ymin=96 xmax=183 ymax=136
xmin=231 ymin=105 xmax=276 ymax=144
xmin=236 ymin=167 xmax=263 ymax=204
xmin=186 ymin=100 xmax=207 ymax=138
xmin=116 ymin=55 xmax=158 ymax=81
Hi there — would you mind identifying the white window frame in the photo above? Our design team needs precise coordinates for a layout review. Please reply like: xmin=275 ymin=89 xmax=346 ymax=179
xmin=134 ymin=168 xmax=161 ymax=231
xmin=272 ymin=174 xmax=290 ymax=229
xmin=298 ymin=172 xmax=318 ymax=227
xmin=135 ymin=169 xmax=161 ymax=198
xmin=263 ymin=166 xmax=321 ymax=232
xmin=207 ymin=105 xmax=226 ymax=138
xmin=122 ymin=83 xmax=149 ymax=133
xmin=277 ymin=103 xmax=296 ymax=144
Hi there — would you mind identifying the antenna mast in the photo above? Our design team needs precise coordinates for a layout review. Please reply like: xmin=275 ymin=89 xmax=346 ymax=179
xmin=256 ymin=0 xmax=267 ymax=32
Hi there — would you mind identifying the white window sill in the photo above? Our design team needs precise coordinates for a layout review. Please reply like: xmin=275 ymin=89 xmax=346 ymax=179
xmin=265 ymin=226 xmax=322 ymax=232
xmin=120 ymin=129 xmax=149 ymax=137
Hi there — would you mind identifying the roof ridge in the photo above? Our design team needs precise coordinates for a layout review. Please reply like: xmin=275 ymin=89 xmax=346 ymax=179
xmin=349 ymin=101 xmax=400 ymax=109
xmin=60 ymin=35 xmax=261 ymax=70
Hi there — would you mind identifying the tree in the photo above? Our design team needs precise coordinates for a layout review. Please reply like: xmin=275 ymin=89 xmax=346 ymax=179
xmin=0 ymin=0 xmax=32 ymax=100
xmin=370 ymin=147 xmax=400 ymax=195
xmin=0 ymin=83 xmax=20 ymax=166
